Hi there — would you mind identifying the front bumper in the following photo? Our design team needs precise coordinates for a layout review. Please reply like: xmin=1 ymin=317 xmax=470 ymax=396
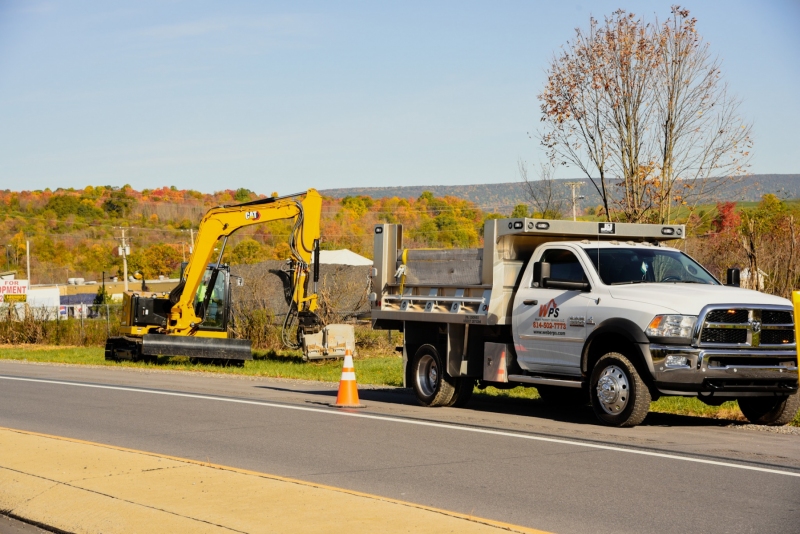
xmin=649 ymin=344 xmax=798 ymax=396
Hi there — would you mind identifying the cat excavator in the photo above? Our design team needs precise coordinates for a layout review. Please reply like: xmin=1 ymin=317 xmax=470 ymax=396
xmin=105 ymin=189 xmax=353 ymax=364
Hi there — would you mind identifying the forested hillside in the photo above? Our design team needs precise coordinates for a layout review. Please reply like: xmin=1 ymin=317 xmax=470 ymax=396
xmin=2 ymin=184 xmax=798 ymax=299
xmin=0 ymin=186 xmax=493 ymax=284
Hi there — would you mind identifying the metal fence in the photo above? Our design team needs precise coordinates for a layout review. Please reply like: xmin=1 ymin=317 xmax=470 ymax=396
xmin=0 ymin=303 xmax=125 ymax=346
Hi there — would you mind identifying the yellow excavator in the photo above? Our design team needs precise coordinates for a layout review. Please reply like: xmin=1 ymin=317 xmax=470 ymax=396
xmin=105 ymin=189 xmax=352 ymax=364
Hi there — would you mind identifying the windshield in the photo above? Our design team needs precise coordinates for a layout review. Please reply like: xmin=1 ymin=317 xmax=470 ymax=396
xmin=584 ymin=248 xmax=719 ymax=285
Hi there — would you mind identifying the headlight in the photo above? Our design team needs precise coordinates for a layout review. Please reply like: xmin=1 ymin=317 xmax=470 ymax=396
xmin=646 ymin=315 xmax=697 ymax=339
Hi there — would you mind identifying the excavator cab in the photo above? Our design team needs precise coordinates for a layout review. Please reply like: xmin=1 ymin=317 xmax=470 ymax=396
xmin=182 ymin=263 xmax=233 ymax=332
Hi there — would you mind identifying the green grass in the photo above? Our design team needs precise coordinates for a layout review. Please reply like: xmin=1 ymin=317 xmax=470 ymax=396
xmin=2 ymin=345 xmax=797 ymax=426
xmin=0 ymin=345 xmax=404 ymax=387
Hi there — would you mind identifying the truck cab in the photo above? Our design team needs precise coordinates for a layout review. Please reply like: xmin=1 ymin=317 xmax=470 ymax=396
xmin=370 ymin=219 xmax=799 ymax=427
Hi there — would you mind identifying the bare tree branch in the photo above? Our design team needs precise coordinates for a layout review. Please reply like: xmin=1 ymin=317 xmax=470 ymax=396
xmin=519 ymin=160 xmax=565 ymax=219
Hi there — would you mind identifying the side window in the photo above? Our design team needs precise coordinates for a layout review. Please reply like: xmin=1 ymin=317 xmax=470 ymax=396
xmin=539 ymin=249 xmax=587 ymax=284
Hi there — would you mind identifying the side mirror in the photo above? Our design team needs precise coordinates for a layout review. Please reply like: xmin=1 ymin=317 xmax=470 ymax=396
xmin=533 ymin=262 xmax=551 ymax=288
xmin=726 ymin=268 xmax=741 ymax=287
xmin=533 ymin=261 xmax=590 ymax=291
xmin=237 ymin=277 xmax=244 ymax=287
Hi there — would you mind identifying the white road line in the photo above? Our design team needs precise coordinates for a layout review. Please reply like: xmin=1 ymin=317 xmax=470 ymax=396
xmin=2 ymin=375 xmax=799 ymax=478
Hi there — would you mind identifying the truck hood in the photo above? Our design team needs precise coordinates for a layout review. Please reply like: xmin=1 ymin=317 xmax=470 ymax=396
xmin=607 ymin=284 xmax=792 ymax=315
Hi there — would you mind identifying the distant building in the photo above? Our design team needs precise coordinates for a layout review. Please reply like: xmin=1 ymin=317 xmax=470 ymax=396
xmin=318 ymin=249 xmax=372 ymax=266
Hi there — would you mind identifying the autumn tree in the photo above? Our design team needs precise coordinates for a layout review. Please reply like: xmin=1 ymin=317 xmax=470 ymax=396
xmin=539 ymin=6 xmax=752 ymax=223
xmin=229 ymin=238 xmax=267 ymax=265
xmin=510 ymin=204 xmax=529 ymax=218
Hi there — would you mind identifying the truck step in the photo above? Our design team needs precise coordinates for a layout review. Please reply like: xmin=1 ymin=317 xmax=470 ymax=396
xmin=507 ymin=375 xmax=584 ymax=389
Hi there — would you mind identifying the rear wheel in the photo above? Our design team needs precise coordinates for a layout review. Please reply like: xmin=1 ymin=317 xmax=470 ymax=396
xmin=412 ymin=344 xmax=456 ymax=407
xmin=446 ymin=378 xmax=475 ymax=408
xmin=590 ymin=352 xmax=651 ymax=427
xmin=738 ymin=393 xmax=800 ymax=425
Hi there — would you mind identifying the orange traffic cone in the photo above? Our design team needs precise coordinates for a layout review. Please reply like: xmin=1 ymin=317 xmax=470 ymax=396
xmin=334 ymin=350 xmax=363 ymax=408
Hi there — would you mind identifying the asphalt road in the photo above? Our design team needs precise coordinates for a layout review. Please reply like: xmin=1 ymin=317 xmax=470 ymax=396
xmin=0 ymin=515 xmax=51 ymax=534
xmin=1 ymin=360 xmax=798 ymax=534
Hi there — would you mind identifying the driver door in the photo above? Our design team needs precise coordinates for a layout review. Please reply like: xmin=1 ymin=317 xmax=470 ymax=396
xmin=513 ymin=248 xmax=593 ymax=376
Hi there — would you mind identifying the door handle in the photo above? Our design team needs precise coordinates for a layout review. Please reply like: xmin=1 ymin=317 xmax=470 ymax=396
xmin=523 ymin=299 xmax=538 ymax=306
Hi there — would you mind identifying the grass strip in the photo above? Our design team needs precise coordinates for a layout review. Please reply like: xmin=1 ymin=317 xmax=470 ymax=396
xmin=1 ymin=345 xmax=797 ymax=426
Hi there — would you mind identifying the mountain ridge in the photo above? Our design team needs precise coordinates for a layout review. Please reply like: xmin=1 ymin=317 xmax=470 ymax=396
xmin=320 ymin=174 xmax=800 ymax=211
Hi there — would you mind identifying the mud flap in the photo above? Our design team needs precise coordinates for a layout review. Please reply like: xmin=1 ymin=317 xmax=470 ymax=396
xmin=141 ymin=334 xmax=253 ymax=361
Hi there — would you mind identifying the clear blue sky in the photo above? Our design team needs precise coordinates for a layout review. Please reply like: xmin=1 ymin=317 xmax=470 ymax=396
xmin=1 ymin=1 xmax=798 ymax=195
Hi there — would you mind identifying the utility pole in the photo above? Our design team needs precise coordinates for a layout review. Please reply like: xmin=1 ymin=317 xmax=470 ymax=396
xmin=564 ymin=182 xmax=585 ymax=221
xmin=120 ymin=229 xmax=129 ymax=292
xmin=189 ymin=228 xmax=195 ymax=255
xmin=26 ymin=240 xmax=31 ymax=284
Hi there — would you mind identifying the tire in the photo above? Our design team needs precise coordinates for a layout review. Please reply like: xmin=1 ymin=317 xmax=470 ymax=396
xmin=411 ymin=344 xmax=456 ymax=407
xmin=590 ymin=352 xmax=651 ymax=427
xmin=446 ymin=378 xmax=475 ymax=408
xmin=738 ymin=393 xmax=800 ymax=426
xmin=537 ymin=385 xmax=588 ymax=407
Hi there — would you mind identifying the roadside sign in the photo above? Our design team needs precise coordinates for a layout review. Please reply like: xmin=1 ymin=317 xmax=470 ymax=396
xmin=0 ymin=280 xmax=28 ymax=303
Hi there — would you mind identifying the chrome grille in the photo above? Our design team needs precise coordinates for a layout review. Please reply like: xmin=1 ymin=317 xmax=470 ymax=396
xmin=762 ymin=310 xmax=792 ymax=325
xmin=761 ymin=329 xmax=795 ymax=345
xmin=697 ymin=306 xmax=795 ymax=348
xmin=705 ymin=309 xmax=749 ymax=323
xmin=701 ymin=329 xmax=747 ymax=344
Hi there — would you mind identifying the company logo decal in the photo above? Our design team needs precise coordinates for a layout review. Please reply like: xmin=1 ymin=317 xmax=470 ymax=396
xmin=245 ymin=210 xmax=261 ymax=221
xmin=531 ymin=298 xmax=567 ymax=337
xmin=538 ymin=299 xmax=560 ymax=318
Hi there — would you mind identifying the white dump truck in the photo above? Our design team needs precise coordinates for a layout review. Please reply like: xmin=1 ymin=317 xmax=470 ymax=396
xmin=369 ymin=219 xmax=799 ymax=427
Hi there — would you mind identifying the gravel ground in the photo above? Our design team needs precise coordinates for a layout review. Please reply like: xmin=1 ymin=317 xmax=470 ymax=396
xmin=730 ymin=423 xmax=800 ymax=435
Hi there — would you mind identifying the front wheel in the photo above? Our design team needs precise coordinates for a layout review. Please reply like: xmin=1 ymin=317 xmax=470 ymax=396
xmin=738 ymin=393 xmax=800 ymax=425
xmin=412 ymin=344 xmax=456 ymax=407
xmin=590 ymin=352 xmax=651 ymax=427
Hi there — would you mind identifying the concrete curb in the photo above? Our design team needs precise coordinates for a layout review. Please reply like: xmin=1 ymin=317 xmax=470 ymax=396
xmin=0 ymin=427 xmax=548 ymax=534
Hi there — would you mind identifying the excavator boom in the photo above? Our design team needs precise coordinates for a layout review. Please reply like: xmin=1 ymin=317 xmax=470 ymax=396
xmin=167 ymin=190 xmax=322 ymax=335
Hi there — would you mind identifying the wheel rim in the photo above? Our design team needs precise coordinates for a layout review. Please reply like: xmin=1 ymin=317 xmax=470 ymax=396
xmin=595 ymin=365 xmax=630 ymax=415
xmin=416 ymin=354 xmax=438 ymax=397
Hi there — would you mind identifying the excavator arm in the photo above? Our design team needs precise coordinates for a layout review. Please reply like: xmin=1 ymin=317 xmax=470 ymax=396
xmin=167 ymin=189 xmax=322 ymax=336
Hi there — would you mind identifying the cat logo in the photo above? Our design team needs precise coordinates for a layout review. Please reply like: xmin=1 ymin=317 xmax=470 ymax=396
xmin=245 ymin=211 xmax=261 ymax=221
xmin=538 ymin=298 xmax=559 ymax=318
